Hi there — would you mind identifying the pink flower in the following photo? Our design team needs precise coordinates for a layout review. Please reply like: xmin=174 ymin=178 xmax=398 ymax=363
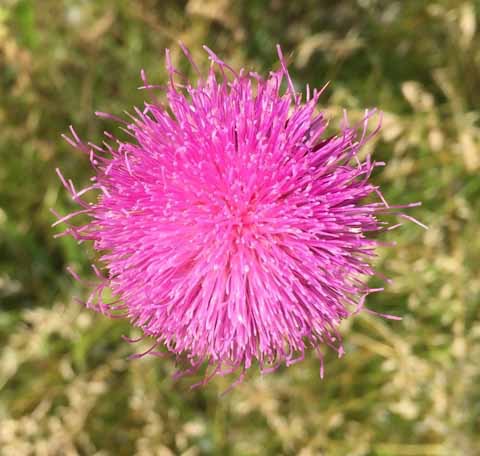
xmin=53 ymin=45 xmax=424 ymax=386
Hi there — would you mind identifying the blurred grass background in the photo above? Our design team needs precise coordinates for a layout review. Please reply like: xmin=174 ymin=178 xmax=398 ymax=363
xmin=1 ymin=0 xmax=479 ymax=455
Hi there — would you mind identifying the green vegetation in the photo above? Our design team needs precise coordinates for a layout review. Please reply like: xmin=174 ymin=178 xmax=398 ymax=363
xmin=1 ymin=1 xmax=479 ymax=454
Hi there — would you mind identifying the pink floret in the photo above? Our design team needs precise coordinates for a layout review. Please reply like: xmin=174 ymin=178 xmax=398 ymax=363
xmin=53 ymin=45 xmax=422 ymax=385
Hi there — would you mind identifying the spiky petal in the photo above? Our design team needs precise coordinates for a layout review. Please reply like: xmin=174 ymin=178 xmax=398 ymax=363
xmin=54 ymin=45 xmax=422 ymax=384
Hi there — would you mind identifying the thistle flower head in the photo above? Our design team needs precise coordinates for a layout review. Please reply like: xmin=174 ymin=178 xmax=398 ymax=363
xmin=54 ymin=45 xmax=422 ymax=385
